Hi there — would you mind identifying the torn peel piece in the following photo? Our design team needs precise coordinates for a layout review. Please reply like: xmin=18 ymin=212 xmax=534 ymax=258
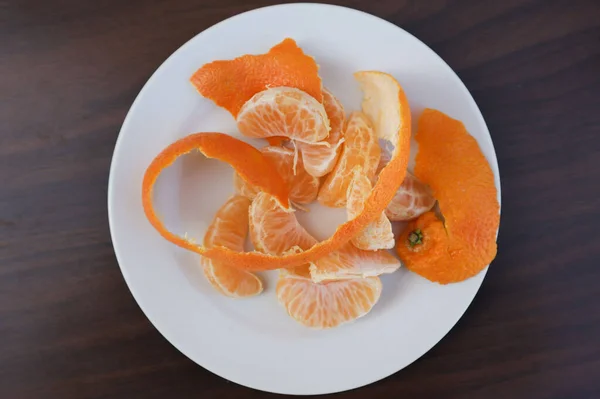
xmin=396 ymin=109 xmax=500 ymax=284
xmin=190 ymin=38 xmax=323 ymax=117
xmin=309 ymin=242 xmax=401 ymax=283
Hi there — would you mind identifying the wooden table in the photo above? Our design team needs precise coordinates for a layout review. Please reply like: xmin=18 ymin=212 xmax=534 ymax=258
xmin=2 ymin=1 xmax=599 ymax=398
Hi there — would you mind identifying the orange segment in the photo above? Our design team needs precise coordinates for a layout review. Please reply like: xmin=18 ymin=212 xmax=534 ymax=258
xmin=396 ymin=109 xmax=500 ymax=284
xmin=201 ymin=196 xmax=262 ymax=297
xmin=347 ymin=166 xmax=395 ymax=250
xmin=142 ymin=71 xmax=411 ymax=272
xmin=234 ymin=146 xmax=319 ymax=204
xmin=249 ymin=192 xmax=316 ymax=277
xmin=236 ymin=87 xmax=330 ymax=143
xmin=296 ymin=88 xmax=346 ymax=177
xmin=190 ymin=38 xmax=322 ymax=117
xmin=309 ymin=242 xmax=401 ymax=283
xmin=317 ymin=111 xmax=380 ymax=207
xmin=249 ymin=192 xmax=317 ymax=255
xmin=276 ymin=272 xmax=382 ymax=329
xmin=385 ymin=172 xmax=436 ymax=221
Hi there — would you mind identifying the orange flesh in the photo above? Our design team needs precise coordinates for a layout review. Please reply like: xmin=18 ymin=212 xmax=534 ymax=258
xmin=317 ymin=111 xmax=381 ymax=207
xmin=201 ymin=196 xmax=263 ymax=297
xmin=276 ymin=274 xmax=382 ymax=329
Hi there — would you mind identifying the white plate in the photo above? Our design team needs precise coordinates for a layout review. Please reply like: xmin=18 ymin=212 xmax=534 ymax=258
xmin=108 ymin=3 xmax=501 ymax=395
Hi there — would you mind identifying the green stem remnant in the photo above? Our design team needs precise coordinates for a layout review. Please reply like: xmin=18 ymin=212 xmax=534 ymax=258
xmin=408 ymin=229 xmax=423 ymax=247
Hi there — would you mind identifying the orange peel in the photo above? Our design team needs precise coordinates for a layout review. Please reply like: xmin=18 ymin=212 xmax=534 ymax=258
xmin=142 ymin=71 xmax=411 ymax=271
xmin=190 ymin=38 xmax=322 ymax=117
xmin=142 ymin=132 xmax=291 ymax=252
xmin=396 ymin=109 xmax=500 ymax=284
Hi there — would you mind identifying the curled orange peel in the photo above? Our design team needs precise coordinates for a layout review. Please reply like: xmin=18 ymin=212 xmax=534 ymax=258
xmin=396 ymin=109 xmax=500 ymax=284
xmin=142 ymin=132 xmax=291 ymax=252
xmin=143 ymin=72 xmax=411 ymax=272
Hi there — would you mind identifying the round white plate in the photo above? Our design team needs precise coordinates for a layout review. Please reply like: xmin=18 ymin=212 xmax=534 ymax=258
xmin=108 ymin=3 xmax=501 ymax=395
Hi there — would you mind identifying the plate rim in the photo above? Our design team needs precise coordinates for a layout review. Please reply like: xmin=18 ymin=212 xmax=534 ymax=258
xmin=108 ymin=2 xmax=501 ymax=394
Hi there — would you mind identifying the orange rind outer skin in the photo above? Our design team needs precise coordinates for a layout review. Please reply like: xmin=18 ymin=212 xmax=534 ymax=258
xmin=396 ymin=109 xmax=500 ymax=284
xmin=143 ymin=73 xmax=411 ymax=271
xmin=190 ymin=38 xmax=323 ymax=118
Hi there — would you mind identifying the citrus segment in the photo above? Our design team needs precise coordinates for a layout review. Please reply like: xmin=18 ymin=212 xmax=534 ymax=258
xmin=385 ymin=172 xmax=436 ymax=221
xmin=396 ymin=109 xmax=500 ymax=284
xmin=309 ymin=242 xmax=401 ymax=283
xmin=249 ymin=192 xmax=317 ymax=255
xmin=276 ymin=273 xmax=382 ymax=329
xmin=346 ymin=166 xmax=394 ymax=250
xmin=296 ymin=88 xmax=346 ymax=177
xmin=249 ymin=192 xmax=316 ymax=277
xmin=143 ymin=71 xmax=411 ymax=272
xmin=237 ymin=87 xmax=330 ymax=144
xmin=317 ymin=111 xmax=380 ymax=207
xmin=190 ymin=38 xmax=322 ymax=117
xmin=201 ymin=196 xmax=262 ymax=297
xmin=234 ymin=146 xmax=319 ymax=204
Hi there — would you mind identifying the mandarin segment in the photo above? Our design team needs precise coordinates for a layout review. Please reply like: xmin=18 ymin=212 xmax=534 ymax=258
xmin=347 ymin=166 xmax=395 ymax=250
xmin=396 ymin=109 xmax=500 ymax=284
xmin=237 ymin=87 xmax=330 ymax=144
xmin=249 ymin=192 xmax=317 ymax=255
xmin=190 ymin=38 xmax=322 ymax=117
xmin=296 ymin=88 xmax=346 ymax=177
xmin=248 ymin=192 xmax=316 ymax=277
xmin=276 ymin=273 xmax=382 ymax=329
xmin=385 ymin=172 xmax=436 ymax=221
xmin=201 ymin=196 xmax=262 ymax=297
xmin=234 ymin=146 xmax=319 ymax=204
xmin=318 ymin=111 xmax=380 ymax=207
xmin=309 ymin=242 xmax=401 ymax=283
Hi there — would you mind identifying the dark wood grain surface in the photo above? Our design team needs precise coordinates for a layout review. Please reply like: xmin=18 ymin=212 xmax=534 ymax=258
xmin=2 ymin=0 xmax=600 ymax=398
